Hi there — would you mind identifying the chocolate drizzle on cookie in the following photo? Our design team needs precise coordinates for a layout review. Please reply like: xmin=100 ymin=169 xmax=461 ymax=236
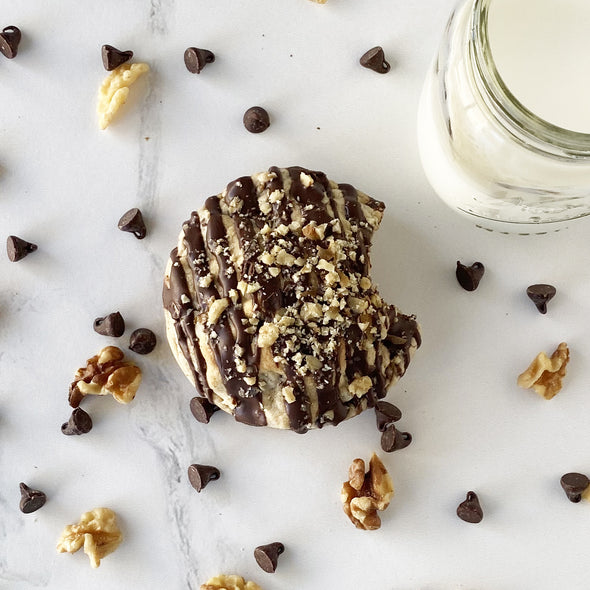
xmin=163 ymin=166 xmax=420 ymax=432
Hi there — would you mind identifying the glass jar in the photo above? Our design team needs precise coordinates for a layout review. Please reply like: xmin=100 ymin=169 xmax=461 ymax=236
xmin=417 ymin=0 xmax=590 ymax=233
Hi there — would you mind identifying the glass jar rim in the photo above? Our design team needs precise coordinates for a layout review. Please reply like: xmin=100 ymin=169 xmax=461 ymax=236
xmin=470 ymin=0 xmax=590 ymax=159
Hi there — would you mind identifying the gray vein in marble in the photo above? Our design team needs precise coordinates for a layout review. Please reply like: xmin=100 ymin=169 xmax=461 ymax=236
xmin=149 ymin=0 xmax=175 ymax=36
xmin=0 ymin=495 xmax=49 ymax=587
xmin=131 ymin=363 xmax=217 ymax=589
xmin=137 ymin=74 xmax=161 ymax=215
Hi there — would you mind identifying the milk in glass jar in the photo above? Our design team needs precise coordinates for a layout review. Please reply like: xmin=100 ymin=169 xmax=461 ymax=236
xmin=418 ymin=0 xmax=590 ymax=233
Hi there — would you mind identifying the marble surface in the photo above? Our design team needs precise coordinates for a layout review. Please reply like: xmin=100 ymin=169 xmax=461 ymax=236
xmin=3 ymin=1 xmax=590 ymax=589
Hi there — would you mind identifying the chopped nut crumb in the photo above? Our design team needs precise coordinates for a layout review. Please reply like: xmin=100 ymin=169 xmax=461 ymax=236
xmin=517 ymin=342 xmax=570 ymax=399
xmin=349 ymin=376 xmax=373 ymax=397
xmin=305 ymin=355 xmax=322 ymax=371
xmin=341 ymin=453 xmax=394 ymax=530
xmin=302 ymin=222 xmax=322 ymax=241
xmin=56 ymin=507 xmax=122 ymax=568
xmin=300 ymin=302 xmax=322 ymax=321
xmin=282 ymin=385 xmax=296 ymax=404
xmin=260 ymin=252 xmax=274 ymax=265
xmin=275 ymin=249 xmax=296 ymax=266
xmin=200 ymin=574 xmax=262 ymax=590
xmin=208 ymin=297 xmax=230 ymax=325
xmin=68 ymin=346 xmax=142 ymax=407
xmin=257 ymin=323 xmax=280 ymax=347
xmin=359 ymin=276 xmax=372 ymax=290
xmin=300 ymin=172 xmax=314 ymax=187
xmin=269 ymin=190 xmax=284 ymax=204
xmin=317 ymin=258 xmax=335 ymax=273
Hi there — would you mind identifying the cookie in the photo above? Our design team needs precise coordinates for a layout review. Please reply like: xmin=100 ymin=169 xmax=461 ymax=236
xmin=163 ymin=166 xmax=420 ymax=432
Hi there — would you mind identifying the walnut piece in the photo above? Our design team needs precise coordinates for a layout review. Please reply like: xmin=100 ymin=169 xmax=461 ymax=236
xmin=97 ymin=62 xmax=149 ymax=130
xmin=56 ymin=507 xmax=123 ymax=568
xmin=68 ymin=346 xmax=142 ymax=408
xmin=517 ymin=342 xmax=570 ymax=400
xmin=341 ymin=453 xmax=394 ymax=530
xmin=200 ymin=574 xmax=262 ymax=590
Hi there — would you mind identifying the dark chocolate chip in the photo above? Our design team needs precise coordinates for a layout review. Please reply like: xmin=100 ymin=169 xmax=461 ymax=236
xmin=93 ymin=311 xmax=125 ymax=337
xmin=101 ymin=44 xmax=133 ymax=71
xmin=375 ymin=401 xmax=402 ymax=432
xmin=243 ymin=106 xmax=271 ymax=134
xmin=7 ymin=235 xmax=37 ymax=262
xmin=129 ymin=328 xmax=157 ymax=355
xmin=188 ymin=464 xmax=220 ymax=492
xmin=190 ymin=396 xmax=219 ymax=424
xmin=380 ymin=423 xmax=412 ymax=453
xmin=118 ymin=208 xmax=146 ymax=239
xmin=254 ymin=542 xmax=285 ymax=573
xmin=19 ymin=482 xmax=47 ymax=514
xmin=184 ymin=47 xmax=215 ymax=73
xmin=456 ymin=261 xmax=485 ymax=291
xmin=0 ymin=26 xmax=21 ymax=59
xmin=61 ymin=408 xmax=93 ymax=435
xmin=526 ymin=284 xmax=556 ymax=314
xmin=456 ymin=491 xmax=483 ymax=523
xmin=560 ymin=472 xmax=590 ymax=503
xmin=359 ymin=46 xmax=390 ymax=74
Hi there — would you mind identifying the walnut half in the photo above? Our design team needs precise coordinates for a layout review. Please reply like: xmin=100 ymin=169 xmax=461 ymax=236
xmin=56 ymin=507 xmax=123 ymax=568
xmin=97 ymin=62 xmax=149 ymax=130
xmin=200 ymin=574 xmax=262 ymax=590
xmin=341 ymin=453 xmax=394 ymax=530
xmin=68 ymin=346 xmax=142 ymax=408
xmin=517 ymin=342 xmax=570 ymax=400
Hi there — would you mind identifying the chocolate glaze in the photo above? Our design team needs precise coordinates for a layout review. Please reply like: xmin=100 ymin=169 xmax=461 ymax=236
xmin=163 ymin=248 xmax=212 ymax=400
xmin=184 ymin=205 xmax=265 ymax=426
xmin=163 ymin=166 xmax=420 ymax=431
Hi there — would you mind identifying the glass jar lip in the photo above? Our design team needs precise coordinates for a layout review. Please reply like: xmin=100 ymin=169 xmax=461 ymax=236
xmin=470 ymin=0 xmax=590 ymax=159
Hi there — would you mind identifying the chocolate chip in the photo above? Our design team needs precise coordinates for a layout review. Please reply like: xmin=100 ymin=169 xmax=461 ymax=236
xmin=94 ymin=312 xmax=125 ymax=337
xmin=61 ymin=408 xmax=93 ymax=435
xmin=0 ymin=26 xmax=21 ymax=59
xmin=560 ymin=472 xmax=590 ymax=503
xmin=7 ymin=235 xmax=37 ymax=262
xmin=190 ymin=397 xmax=219 ymax=424
xmin=456 ymin=491 xmax=483 ymax=523
xmin=375 ymin=401 xmax=402 ymax=432
xmin=359 ymin=46 xmax=390 ymax=74
xmin=184 ymin=47 xmax=215 ymax=73
xmin=118 ymin=208 xmax=146 ymax=239
xmin=188 ymin=464 xmax=220 ymax=492
xmin=101 ymin=44 xmax=133 ymax=71
xmin=526 ymin=284 xmax=556 ymax=314
xmin=129 ymin=328 xmax=157 ymax=355
xmin=19 ymin=482 xmax=47 ymax=514
xmin=380 ymin=423 xmax=412 ymax=453
xmin=243 ymin=106 xmax=271 ymax=134
xmin=254 ymin=542 xmax=285 ymax=573
xmin=456 ymin=261 xmax=485 ymax=291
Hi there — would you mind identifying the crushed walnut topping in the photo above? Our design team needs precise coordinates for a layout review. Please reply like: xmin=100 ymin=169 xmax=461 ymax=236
xmin=56 ymin=507 xmax=123 ymax=568
xmin=517 ymin=342 xmax=570 ymax=400
xmin=341 ymin=453 xmax=394 ymax=530
xmin=236 ymin=202 xmax=393 ymax=389
xmin=68 ymin=346 xmax=142 ymax=408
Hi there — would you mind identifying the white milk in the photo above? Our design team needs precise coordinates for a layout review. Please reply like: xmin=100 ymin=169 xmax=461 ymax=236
xmin=487 ymin=0 xmax=590 ymax=133
xmin=417 ymin=0 xmax=590 ymax=231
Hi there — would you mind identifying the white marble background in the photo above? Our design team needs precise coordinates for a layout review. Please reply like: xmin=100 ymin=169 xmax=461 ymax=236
xmin=2 ymin=1 xmax=590 ymax=589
